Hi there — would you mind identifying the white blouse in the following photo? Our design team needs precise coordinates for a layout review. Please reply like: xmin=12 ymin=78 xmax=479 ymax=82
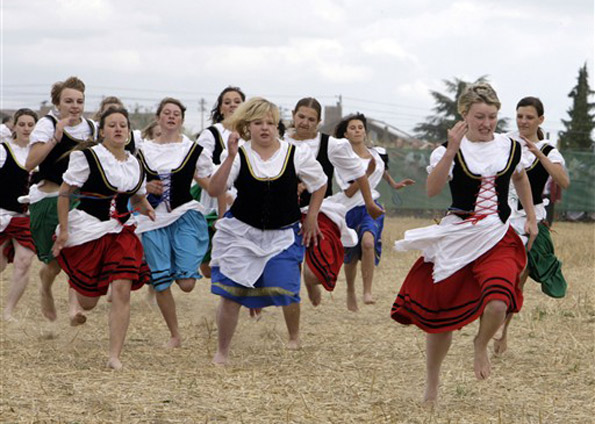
xmin=211 ymin=139 xmax=326 ymax=288
xmin=507 ymin=133 xmax=566 ymax=240
xmin=58 ymin=144 xmax=145 ymax=248
xmin=332 ymin=147 xmax=385 ymax=212
xmin=135 ymin=135 xmax=213 ymax=233
xmin=395 ymin=134 xmax=523 ymax=283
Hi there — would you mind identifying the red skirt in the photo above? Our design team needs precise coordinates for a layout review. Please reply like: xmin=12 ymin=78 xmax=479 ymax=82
xmin=57 ymin=226 xmax=150 ymax=297
xmin=303 ymin=212 xmax=344 ymax=291
xmin=0 ymin=217 xmax=36 ymax=263
xmin=391 ymin=226 xmax=526 ymax=333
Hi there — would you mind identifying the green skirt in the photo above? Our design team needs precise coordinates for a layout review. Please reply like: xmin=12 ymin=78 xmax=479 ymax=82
xmin=528 ymin=223 xmax=567 ymax=298
xmin=201 ymin=211 xmax=219 ymax=265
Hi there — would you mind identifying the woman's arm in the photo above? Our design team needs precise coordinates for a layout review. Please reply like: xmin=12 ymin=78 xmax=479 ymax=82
xmin=51 ymin=183 xmax=77 ymax=256
xmin=384 ymin=170 xmax=415 ymax=190
xmin=512 ymin=169 xmax=538 ymax=250
xmin=427 ymin=121 xmax=467 ymax=197
xmin=302 ymin=183 xmax=327 ymax=247
xmin=524 ymin=139 xmax=570 ymax=189
xmin=130 ymin=193 xmax=156 ymax=221
xmin=207 ymin=133 xmax=239 ymax=197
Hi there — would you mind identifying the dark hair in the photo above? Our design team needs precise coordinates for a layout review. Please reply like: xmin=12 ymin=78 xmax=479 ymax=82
xmin=1 ymin=115 xmax=11 ymax=124
xmin=13 ymin=108 xmax=39 ymax=126
xmin=11 ymin=108 xmax=39 ymax=139
xmin=516 ymin=96 xmax=545 ymax=140
xmin=50 ymin=76 xmax=86 ymax=106
xmin=156 ymin=97 xmax=186 ymax=120
xmin=292 ymin=97 xmax=322 ymax=122
xmin=210 ymin=86 xmax=246 ymax=124
xmin=334 ymin=113 xmax=367 ymax=139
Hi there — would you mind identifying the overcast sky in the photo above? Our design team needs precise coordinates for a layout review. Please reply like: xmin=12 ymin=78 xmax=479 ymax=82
xmin=1 ymin=0 xmax=593 ymax=138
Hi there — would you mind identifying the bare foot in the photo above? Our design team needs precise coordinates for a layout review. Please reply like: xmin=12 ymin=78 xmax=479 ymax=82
xmin=347 ymin=291 xmax=359 ymax=312
xmin=40 ymin=278 xmax=57 ymax=322
xmin=305 ymin=282 xmax=321 ymax=307
xmin=166 ymin=337 xmax=182 ymax=348
xmin=287 ymin=339 xmax=301 ymax=350
xmin=363 ymin=292 xmax=375 ymax=305
xmin=2 ymin=313 xmax=17 ymax=322
xmin=212 ymin=351 xmax=228 ymax=366
xmin=473 ymin=337 xmax=491 ymax=380
xmin=69 ymin=312 xmax=87 ymax=327
xmin=249 ymin=308 xmax=263 ymax=320
xmin=493 ymin=336 xmax=507 ymax=356
xmin=106 ymin=357 xmax=123 ymax=370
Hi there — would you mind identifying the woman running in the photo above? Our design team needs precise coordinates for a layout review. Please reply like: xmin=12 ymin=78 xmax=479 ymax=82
xmin=390 ymin=83 xmax=538 ymax=403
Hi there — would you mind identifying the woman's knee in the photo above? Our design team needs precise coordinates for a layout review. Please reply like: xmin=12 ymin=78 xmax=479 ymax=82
xmin=484 ymin=300 xmax=508 ymax=317
xmin=110 ymin=281 xmax=132 ymax=303
xmin=362 ymin=233 xmax=375 ymax=251
xmin=177 ymin=278 xmax=196 ymax=293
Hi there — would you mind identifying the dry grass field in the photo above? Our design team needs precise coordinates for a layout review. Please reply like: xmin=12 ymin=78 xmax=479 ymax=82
xmin=1 ymin=217 xmax=593 ymax=423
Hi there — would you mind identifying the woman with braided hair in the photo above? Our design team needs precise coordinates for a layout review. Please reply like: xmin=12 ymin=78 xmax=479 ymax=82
xmin=390 ymin=83 xmax=538 ymax=404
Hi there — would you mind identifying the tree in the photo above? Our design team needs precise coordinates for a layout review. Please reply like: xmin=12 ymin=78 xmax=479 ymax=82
xmin=414 ymin=76 xmax=509 ymax=142
xmin=559 ymin=63 xmax=595 ymax=151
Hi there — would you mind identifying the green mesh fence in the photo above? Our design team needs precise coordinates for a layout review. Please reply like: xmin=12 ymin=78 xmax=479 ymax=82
xmin=376 ymin=148 xmax=595 ymax=213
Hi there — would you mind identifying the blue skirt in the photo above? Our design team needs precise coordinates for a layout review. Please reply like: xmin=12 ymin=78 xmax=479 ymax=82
xmin=211 ymin=224 xmax=304 ymax=308
xmin=344 ymin=203 xmax=384 ymax=265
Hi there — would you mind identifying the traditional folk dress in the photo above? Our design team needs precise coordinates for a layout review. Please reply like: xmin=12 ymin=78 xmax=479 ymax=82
xmin=25 ymin=111 xmax=96 ymax=263
xmin=391 ymin=134 xmax=527 ymax=333
xmin=56 ymin=144 xmax=148 ymax=297
xmin=284 ymin=133 xmax=364 ymax=290
xmin=210 ymin=139 xmax=326 ymax=307
xmin=508 ymin=133 xmax=567 ymax=298
xmin=332 ymin=147 xmax=386 ymax=267
xmin=194 ymin=123 xmax=245 ymax=265
xmin=0 ymin=140 xmax=36 ymax=262
xmin=135 ymin=136 xmax=212 ymax=292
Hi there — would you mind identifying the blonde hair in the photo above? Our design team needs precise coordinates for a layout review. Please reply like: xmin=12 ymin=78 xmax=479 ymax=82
xmin=457 ymin=82 xmax=501 ymax=116
xmin=224 ymin=97 xmax=280 ymax=140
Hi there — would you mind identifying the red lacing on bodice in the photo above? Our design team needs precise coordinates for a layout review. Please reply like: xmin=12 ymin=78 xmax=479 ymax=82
xmin=454 ymin=176 xmax=499 ymax=225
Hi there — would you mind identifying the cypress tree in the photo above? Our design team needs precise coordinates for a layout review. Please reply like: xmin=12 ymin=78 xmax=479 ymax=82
xmin=559 ymin=63 xmax=595 ymax=151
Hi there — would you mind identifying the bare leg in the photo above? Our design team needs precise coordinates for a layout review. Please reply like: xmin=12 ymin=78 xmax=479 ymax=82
xmin=474 ymin=300 xmax=507 ymax=380
xmin=360 ymin=232 xmax=376 ymax=304
xmin=155 ymin=286 xmax=182 ymax=348
xmin=176 ymin=278 xmax=196 ymax=293
xmin=145 ymin=284 xmax=156 ymax=305
xmin=494 ymin=269 xmax=529 ymax=355
xmin=107 ymin=280 xmax=132 ymax=370
xmin=69 ymin=287 xmax=87 ymax=326
xmin=39 ymin=259 xmax=61 ymax=321
xmin=282 ymin=302 xmax=301 ymax=350
xmin=3 ymin=242 xmax=35 ymax=321
xmin=425 ymin=331 xmax=453 ymax=404
xmin=303 ymin=263 xmax=322 ymax=307
xmin=213 ymin=297 xmax=241 ymax=365
xmin=0 ymin=241 xmax=8 ymax=273
xmin=200 ymin=263 xmax=211 ymax=279
xmin=344 ymin=260 xmax=358 ymax=312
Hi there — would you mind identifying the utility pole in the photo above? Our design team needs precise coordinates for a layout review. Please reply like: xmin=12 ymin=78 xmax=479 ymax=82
xmin=199 ymin=98 xmax=206 ymax=131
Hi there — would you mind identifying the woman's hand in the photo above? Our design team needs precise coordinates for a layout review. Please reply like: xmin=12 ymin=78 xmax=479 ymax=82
xmin=365 ymin=157 xmax=376 ymax=177
xmin=146 ymin=180 xmax=164 ymax=196
xmin=525 ymin=218 xmax=538 ymax=251
xmin=301 ymin=214 xmax=323 ymax=247
xmin=227 ymin=132 xmax=240 ymax=157
xmin=391 ymin=178 xmax=415 ymax=190
xmin=52 ymin=230 xmax=69 ymax=257
xmin=446 ymin=121 xmax=467 ymax=153
xmin=366 ymin=202 xmax=384 ymax=220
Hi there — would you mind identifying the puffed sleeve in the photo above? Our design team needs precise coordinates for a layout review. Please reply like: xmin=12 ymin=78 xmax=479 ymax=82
xmin=62 ymin=151 xmax=90 ymax=187
xmin=427 ymin=145 xmax=453 ymax=178
xmin=547 ymin=147 xmax=566 ymax=167
xmin=194 ymin=148 xmax=215 ymax=179
xmin=327 ymin=136 xmax=366 ymax=182
xmin=0 ymin=144 xmax=6 ymax=168
xmin=196 ymin=127 xmax=217 ymax=159
xmin=30 ymin=117 xmax=55 ymax=144
xmin=294 ymin=144 xmax=327 ymax=193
